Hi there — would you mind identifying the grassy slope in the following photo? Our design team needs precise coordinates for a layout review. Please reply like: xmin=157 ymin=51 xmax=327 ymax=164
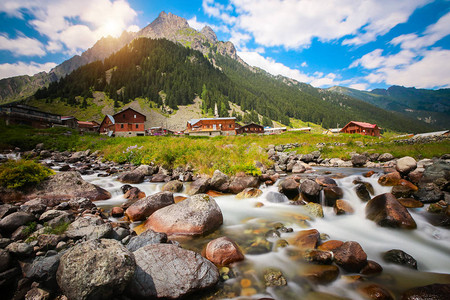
xmin=1 ymin=122 xmax=447 ymax=176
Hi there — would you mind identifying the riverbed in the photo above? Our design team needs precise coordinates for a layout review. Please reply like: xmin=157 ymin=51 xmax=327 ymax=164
xmin=83 ymin=166 xmax=450 ymax=299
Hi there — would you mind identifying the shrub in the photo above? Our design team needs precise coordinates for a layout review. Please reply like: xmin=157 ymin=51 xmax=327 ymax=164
xmin=0 ymin=159 xmax=54 ymax=190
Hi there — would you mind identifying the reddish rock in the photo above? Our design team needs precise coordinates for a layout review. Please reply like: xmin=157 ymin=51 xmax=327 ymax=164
xmin=302 ymin=249 xmax=333 ymax=265
xmin=318 ymin=240 xmax=344 ymax=252
xmin=125 ymin=191 xmax=174 ymax=222
xmin=378 ymin=172 xmax=401 ymax=186
xmin=397 ymin=198 xmax=424 ymax=208
xmin=363 ymin=171 xmax=375 ymax=178
xmin=288 ymin=229 xmax=320 ymax=250
xmin=205 ymin=237 xmax=244 ymax=266
xmin=358 ymin=284 xmax=393 ymax=300
xmin=299 ymin=265 xmax=339 ymax=284
xmin=334 ymin=200 xmax=354 ymax=215
xmin=360 ymin=260 xmax=383 ymax=276
xmin=397 ymin=179 xmax=418 ymax=191
xmin=366 ymin=193 xmax=417 ymax=229
xmin=145 ymin=194 xmax=223 ymax=236
xmin=111 ymin=207 xmax=124 ymax=217
xmin=333 ymin=241 xmax=368 ymax=273
xmin=315 ymin=176 xmax=337 ymax=187
xmin=408 ymin=169 xmax=423 ymax=184
xmin=124 ymin=187 xmax=146 ymax=201
xmin=174 ymin=196 xmax=187 ymax=203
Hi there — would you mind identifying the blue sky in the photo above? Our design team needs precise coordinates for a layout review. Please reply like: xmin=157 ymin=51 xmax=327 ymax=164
xmin=1 ymin=0 xmax=449 ymax=90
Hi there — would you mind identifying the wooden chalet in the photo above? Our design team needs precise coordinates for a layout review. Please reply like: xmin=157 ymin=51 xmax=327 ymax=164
xmin=99 ymin=108 xmax=146 ymax=137
xmin=185 ymin=117 xmax=236 ymax=136
xmin=236 ymin=123 xmax=264 ymax=134
xmin=61 ymin=116 xmax=79 ymax=129
xmin=147 ymin=127 xmax=174 ymax=136
xmin=0 ymin=103 xmax=62 ymax=128
xmin=340 ymin=121 xmax=380 ymax=137
xmin=78 ymin=120 xmax=99 ymax=133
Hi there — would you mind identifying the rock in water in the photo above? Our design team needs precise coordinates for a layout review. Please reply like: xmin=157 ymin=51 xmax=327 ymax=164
xmin=396 ymin=156 xmax=417 ymax=174
xmin=365 ymin=193 xmax=417 ymax=229
xmin=401 ymin=283 xmax=450 ymax=300
xmin=126 ymin=229 xmax=168 ymax=252
xmin=125 ymin=191 xmax=174 ymax=222
xmin=382 ymin=249 xmax=417 ymax=269
xmin=278 ymin=178 xmax=300 ymax=199
xmin=129 ymin=244 xmax=219 ymax=299
xmin=56 ymin=239 xmax=135 ymax=300
xmin=332 ymin=241 xmax=368 ymax=273
xmin=144 ymin=194 xmax=223 ymax=236
xmin=206 ymin=237 xmax=244 ymax=266
xmin=27 ymin=171 xmax=111 ymax=201
xmin=162 ymin=180 xmax=183 ymax=193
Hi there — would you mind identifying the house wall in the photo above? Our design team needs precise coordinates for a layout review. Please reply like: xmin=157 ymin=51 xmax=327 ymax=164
xmin=236 ymin=124 xmax=264 ymax=134
xmin=342 ymin=124 xmax=380 ymax=137
xmin=190 ymin=119 xmax=235 ymax=131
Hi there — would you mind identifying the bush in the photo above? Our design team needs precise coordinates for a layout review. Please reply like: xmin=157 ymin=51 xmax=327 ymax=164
xmin=0 ymin=159 xmax=54 ymax=190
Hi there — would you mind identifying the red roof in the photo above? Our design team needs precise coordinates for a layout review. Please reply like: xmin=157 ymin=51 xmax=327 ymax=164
xmin=77 ymin=121 xmax=98 ymax=127
xmin=348 ymin=121 xmax=377 ymax=129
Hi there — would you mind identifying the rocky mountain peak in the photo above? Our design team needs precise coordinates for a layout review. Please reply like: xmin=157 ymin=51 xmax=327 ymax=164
xmin=139 ymin=11 xmax=190 ymax=39
xmin=200 ymin=26 xmax=218 ymax=43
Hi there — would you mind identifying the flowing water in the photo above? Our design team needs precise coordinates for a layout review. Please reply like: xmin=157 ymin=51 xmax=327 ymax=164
xmin=83 ymin=167 xmax=450 ymax=299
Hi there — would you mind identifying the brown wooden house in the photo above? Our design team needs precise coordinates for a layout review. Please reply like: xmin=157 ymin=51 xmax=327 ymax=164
xmin=236 ymin=123 xmax=264 ymax=134
xmin=99 ymin=108 xmax=146 ymax=137
xmin=185 ymin=117 xmax=236 ymax=136
xmin=78 ymin=120 xmax=99 ymax=133
xmin=0 ymin=103 xmax=62 ymax=128
xmin=340 ymin=121 xmax=380 ymax=137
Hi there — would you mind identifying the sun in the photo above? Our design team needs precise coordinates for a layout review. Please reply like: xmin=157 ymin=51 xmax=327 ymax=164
xmin=101 ymin=19 xmax=122 ymax=37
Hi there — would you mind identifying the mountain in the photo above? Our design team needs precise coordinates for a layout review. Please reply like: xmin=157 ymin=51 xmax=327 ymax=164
xmin=328 ymin=85 xmax=450 ymax=129
xmin=0 ymin=12 xmax=240 ymax=104
xmin=0 ymin=11 xmax=440 ymax=133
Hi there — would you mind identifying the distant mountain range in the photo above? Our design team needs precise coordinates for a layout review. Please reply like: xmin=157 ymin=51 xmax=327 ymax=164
xmin=328 ymin=85 xmax=449 ymax=130
xmin=0 ymin=11 xmax=445 ymax=133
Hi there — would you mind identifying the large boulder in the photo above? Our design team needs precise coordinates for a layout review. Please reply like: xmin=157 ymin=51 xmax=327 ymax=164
xmin=186 ymin=176 xmax=211 ymax=195
xmin=352 ymin=155 xmax=367 ymax=167
xmin=126 ymin=229 xmax=168 ymax=252
xmin=279 ymin=178 xmax=300 ymax=199
xmin=0 ymin=212 xmax=35 ymax=234
xmin=125 ymin=191 xmax=174 ymax=222
xmin=227 ymin=174 xmax=259 ymax=194
xmin=27 ymin=172 xmax=111 ymax=201
xmin=205 ymin=237 xmax=244 ymax=266
xmin=144 ymin=194 xmax=223 ymax=236
xmin=396 ymin=156 xmax=417 ymax=174
xmin=56 ymin=239 xmax=135 ymax=300
xmin=66 ymin=214 xmax=112 ymax=240
xmin=413 ymin=183 xmax=443 ymax=203
xmin=161 ymin=180 xmax=183 ymax=193
xmin=300 ymin=179 xmax=321 ymax=203
xmin=210 ymin=170 xmax=229 ymax=190
xmin=420 ymin=160 xmax=450 ymax=183
xmin=129 ymin=244 xmax=219 ymax=299
xmin=365 ymin=193 xmax=417 ymax=229
xmin=332 ymin=241 xmax=368 ymax=273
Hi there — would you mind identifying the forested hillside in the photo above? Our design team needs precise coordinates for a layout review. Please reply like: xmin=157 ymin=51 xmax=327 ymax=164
xmin=34 ymin=37 xmax=436 ymax=133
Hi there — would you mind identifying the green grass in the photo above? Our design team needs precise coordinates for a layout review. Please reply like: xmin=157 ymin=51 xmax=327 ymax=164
xmin=0 ymin=159 xmax=54 ymax=190
xmin=1 ymin=123 xmax=448 ymax=175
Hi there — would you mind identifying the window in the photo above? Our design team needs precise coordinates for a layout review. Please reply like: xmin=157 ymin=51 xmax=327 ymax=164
xmin=229 ymin=124 xmax=232 ymax=128
xmin=123 ymin=114 xmax=125 ymax=119
xmin=136 ymin=124 xmax=139 ymax=129
xmin=121 ymin=124 xmax=124 ymax=129
xmin=134 ymin=115 xmax=136 ymax=118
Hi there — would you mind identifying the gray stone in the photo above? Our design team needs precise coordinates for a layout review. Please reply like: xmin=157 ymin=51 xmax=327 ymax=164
xmin=0 ymin=212 xmax=35 ymax=233
xmin=186 ymin=176 xmax=211 ymax=195
xmin=24 ymin=252 xmax=61 ymax=286
xmin=161 ymin=180 xmax=183 ymax=193
xmin=0 ymin=249 xmax=10 ymax=272
xmin=125 ymin=191 xmax=174 ymax=222
xmin=396 ymin=156 xmax=417 ymax=174
xmin=383 ymin=249 xmax=417 ymax=269
xmin=66 ymin=214 xmax=112 ymax=240
xmin=278 ymin=178 xmax=299 ymax=199
xmin=292 ymin=162 xmax=306 ymax=173
xmin=414 ymin=183 xmax=443 ymax=203
xmin=352 ymin=154 xmax=367 ymax=167
xmin=6 ymin=242 xmax=33 ymax=256
xmin=129 ymin=244 xmax=219 ymax=299
xmin=266 ymin=191 xmax=289 ymax=203
xmin=379 ymin=153 xmax=394 ymax=162
xmin=210 ymin=170 xmax=229 ymax=189
xmin=301 ymin=179 xmax=321 ymax=203
xmin=126 ymin=230 xmax=168 ymax=252
xmin=57 ymin=239 xmax=135 ymax=300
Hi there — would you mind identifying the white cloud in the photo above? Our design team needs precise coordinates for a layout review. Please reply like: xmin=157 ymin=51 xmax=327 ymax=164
xmin=351 ymin=12 xmax=450 ymax=89
xmin=0 ymin=34 xmax=46 ymax=56
xmin=0 ymin=0 xmax=138 ymax=54
xmin=187 ymin=16 xmax=227 ymax=33
xmin=0 ymin=61 xmax=57 ymax=79
xmin=127 ymin=25 xmax=140 ymax=33
xmin=349 ymin=83 xmax=369 ymax=91
xmin=213 ymin=0 xmax=431 ymax=49
xmin=238 ymin=50 xmax=342 ymax=87
xmin=301 ymin=62 xmax=308 ymax=67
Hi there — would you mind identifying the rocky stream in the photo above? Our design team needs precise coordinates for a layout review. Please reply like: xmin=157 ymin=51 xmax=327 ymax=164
xmin=0 ymin=147 xmax=449 ymax=300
